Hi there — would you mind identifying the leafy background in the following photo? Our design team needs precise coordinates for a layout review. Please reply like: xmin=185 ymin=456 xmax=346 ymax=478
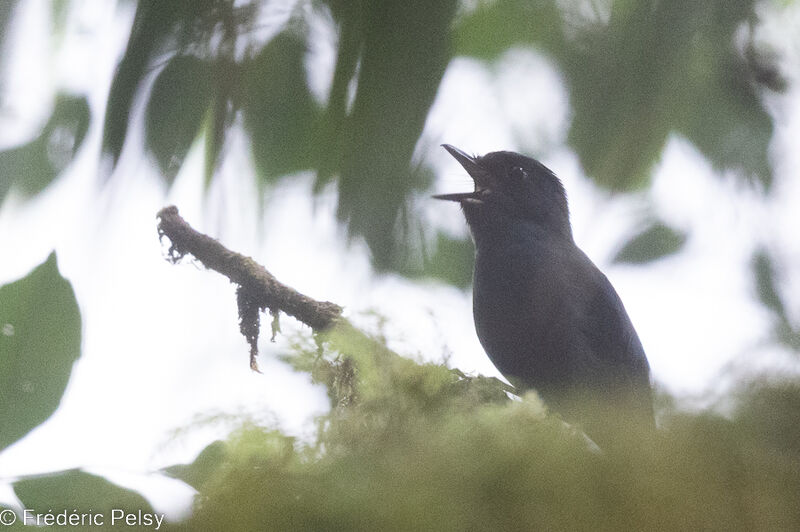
xmin=0 ymin=0 xmax=799 ymax=527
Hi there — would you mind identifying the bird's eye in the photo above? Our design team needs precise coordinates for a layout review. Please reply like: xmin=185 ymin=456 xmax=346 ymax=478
xmin=509 ymin=166 xmax=527 ymax=182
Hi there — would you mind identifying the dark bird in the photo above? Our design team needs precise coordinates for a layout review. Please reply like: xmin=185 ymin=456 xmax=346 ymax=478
xmin=435 ymin=145 xmax=654 ymax=444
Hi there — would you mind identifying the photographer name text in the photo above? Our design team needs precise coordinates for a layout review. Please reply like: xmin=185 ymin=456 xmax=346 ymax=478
xmin=18 ymin=509 xmax=164 ymax=529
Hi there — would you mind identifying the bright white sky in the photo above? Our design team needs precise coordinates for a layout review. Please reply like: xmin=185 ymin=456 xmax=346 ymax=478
xmin=1 ymin=0 xmax=799 ymax=518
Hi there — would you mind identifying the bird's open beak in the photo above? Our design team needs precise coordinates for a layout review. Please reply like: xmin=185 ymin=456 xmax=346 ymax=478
xmin=442 ymin=144 xmax=483 ymax=178
xmin=433 ymin=144 xmax=489 ymax=202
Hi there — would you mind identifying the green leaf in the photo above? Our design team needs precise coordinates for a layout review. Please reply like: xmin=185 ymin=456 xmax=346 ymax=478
xmin=452 ymin=0 xmax=773 ymax=191
xmin=101 ymin=0 xmax=193 ymax=172
xmin=50 ymin=0 xmax=70 ymax=41
xmin=0 ymin=1 xmax=20 ymax=59
xmin=145 ymin=55 xmax=214 ymax=184
xmin=423 ymin=233 xmax=474 ymax=289
xmin=676 ymin=36 xmax=773 ymax=189
xmin=163 ymin=440 xmax=227 ymax=491
xmin=452 ymin=0 xmax=563 ymax=59
xmin=315 ymin=0 xmax=364 ymax=190
xmin=105 ymin=0 xmax=252 ymax=180
xmin=103 ymin=0 xmax=222 ymax=170
xmin=204 ymin=58 xmax=235 ymax=189
xmin=479 ymin=0 xmax=772 ymax=192
xmin=613 ymin=222 xmax=687 ymax=264
xmin=0 ymin=252 xmax=81 ymax=451
xmin=564 ymin=0 xmax=706 ymax=190
xmin=752 ymin=249 xmax=799 ymax=349
xmin=242 ymin=29 xmax=319 ymax=185
xmin=335 ymin=0 xmax=458 ymax=270
xmin=753 ymin=249 xmax=784 ymax=319
xmin=0 ymin=94 xmax=90 ymax=201
xmin=14 ymin=469 xmax=153 ymax=516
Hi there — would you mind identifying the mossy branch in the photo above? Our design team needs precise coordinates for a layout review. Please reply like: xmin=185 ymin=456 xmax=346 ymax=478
xmin=155 ymin=205 xmax=514 ymax=404
xmin=157 ymin=205 xmax=342 ymax=329
xmin=156 ymin=205 xmax=343 ymax=370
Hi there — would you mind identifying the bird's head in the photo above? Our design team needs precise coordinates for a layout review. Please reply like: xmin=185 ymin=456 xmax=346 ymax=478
xmin=434 ymin=145 xmax=572 ymax=241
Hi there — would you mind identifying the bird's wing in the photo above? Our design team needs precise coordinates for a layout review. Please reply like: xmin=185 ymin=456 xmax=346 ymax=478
xmin=570 ymin=257 xmax=651 ymax=391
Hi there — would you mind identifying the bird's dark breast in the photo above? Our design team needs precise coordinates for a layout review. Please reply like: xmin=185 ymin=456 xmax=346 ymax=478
xmin=472 ymin=235 xmax=577 ymax=391
xmin=471 ymin=227 xmax=651 ymax=407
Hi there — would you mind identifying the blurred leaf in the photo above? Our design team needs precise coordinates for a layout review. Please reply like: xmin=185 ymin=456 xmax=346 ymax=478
xmin=104 ymin=0 xmax=252 ymax=180
xmin=0 ymin=253 xmax=81 ymax=451
xmin=51 ymin=0 xmax=70 ymax=40
xmin=567 ymin=0 xmax=773 ymax=190
xmin=752 ymin=249 xmax=799 ymax=349
xmin=0 ymin=94 xmax=90 ymax=201
xmin=452 ymin=0 xmax=564 ymax=59
xmin=204 ymin=58 xmax=235 ymax=188
xmin=453 ymin=0 xmax=773 ymax=191
xmin=0 ymin=1 xmax=19 ymax=65
xmin=336 ymin=0 xmax=458 ymax=270
xmin=315 ymin=0 xmax=364 ymax=190
xmin=242 ymin=29 xmax=319 ymax=185
xmin=14 ymin=469 xmax=153 ymax=516
xmin=101 ymin=0 xmax=198 ymax=172
xmin=145 ymin=55 xmax=215 ymax=184
xmin=163 ymin=440 xmax=227 ymax=491
xmin=744 ymin=41 xmax=786 ymax=93
xmin=677 ymin=36 xmax=773 ymax=188
xmin=563 ymin=0 xmax=706 ymax=190
xmin=613 ymin=222 xmax=687 ymax=264
xmin=422 ymin=233 xmax=474 ymax=288
xmin=753 ymin=249 xmax=784 ymax=319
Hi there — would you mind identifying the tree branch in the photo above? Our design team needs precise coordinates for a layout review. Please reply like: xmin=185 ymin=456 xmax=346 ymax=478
xmin=154 ymin=205 xmax=513 ymax=404
xmin=156 ymin=205 xmax=343 ymax=370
